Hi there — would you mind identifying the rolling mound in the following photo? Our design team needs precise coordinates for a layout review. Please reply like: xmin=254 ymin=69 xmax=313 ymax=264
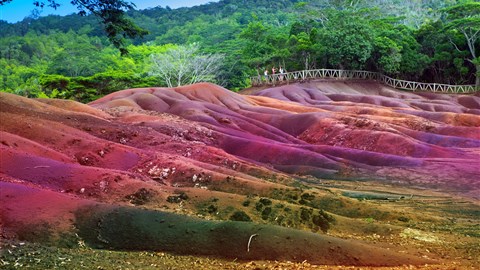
xmin=1 ymin=80 xmax=479 ymax=267
xmin=90 ymin=81 xmax=480 ymax=196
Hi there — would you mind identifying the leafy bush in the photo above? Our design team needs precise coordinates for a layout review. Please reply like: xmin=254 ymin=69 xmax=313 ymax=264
xmin=301 ymin=193 xmax=315 ymax=201
xmin=261 ymin=207 xmax=272 ymax=220
xmin=207 ymin=204 xmax=218 ymax=214
xmin=255 ymin=202 xmax=264 ymax=211
xmin=312 ymin=215 xmax=328 ymax=232
xmin=166 ymin=192 xmax=188 ymax=203
xmin=37 ymin=71 xmax=163 ymax=103
xmin=125 ymin=188 xmax=155 ymax=205
xmin=229 ymin=211 xmax=252 ymax=222
xmin=300 ymin=207 xmax=312 ymax=221
xmin=259 ymin=198 xmax=272 ymax=206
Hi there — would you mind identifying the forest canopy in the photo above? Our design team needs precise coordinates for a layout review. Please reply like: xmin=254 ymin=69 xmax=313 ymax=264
xmin=0 ymin=0 xmax=478 ymax=102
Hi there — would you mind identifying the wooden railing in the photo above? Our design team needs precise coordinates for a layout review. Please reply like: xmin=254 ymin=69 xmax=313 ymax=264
xmin=250 ymin=69 xmax=479 ymax=94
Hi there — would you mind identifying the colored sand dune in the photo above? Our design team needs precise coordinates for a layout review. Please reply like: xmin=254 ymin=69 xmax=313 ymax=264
xmin=90 ymin=81 xmax=480 ymax=197
xmin=1 ymin=80 xmax=479 ymax=266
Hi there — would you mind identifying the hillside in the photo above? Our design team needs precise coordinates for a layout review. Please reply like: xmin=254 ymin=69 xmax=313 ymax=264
xmin=1 ymin=81 xmax=479 ymax=268
xmin=1 ymin=0 xmax=478 ymax=97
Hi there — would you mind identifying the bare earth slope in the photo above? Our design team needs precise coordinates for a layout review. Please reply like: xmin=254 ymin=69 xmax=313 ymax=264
xmin=91 ymin=81 xmax=480 ymax=197
xmin=1 ymin=80 xmax=479 ymax=268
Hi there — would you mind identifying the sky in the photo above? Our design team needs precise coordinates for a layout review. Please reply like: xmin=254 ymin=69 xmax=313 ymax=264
xmin=0 ymin=0 xmax=219 ymax=23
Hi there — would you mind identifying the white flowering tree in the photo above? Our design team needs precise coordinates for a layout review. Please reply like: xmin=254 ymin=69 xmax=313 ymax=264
xmin=149 ymin=43 xmax=224 ymax=87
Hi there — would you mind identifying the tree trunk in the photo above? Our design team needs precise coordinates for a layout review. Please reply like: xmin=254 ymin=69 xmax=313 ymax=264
xmin=476 ymin=64 xmax=480 ymax=87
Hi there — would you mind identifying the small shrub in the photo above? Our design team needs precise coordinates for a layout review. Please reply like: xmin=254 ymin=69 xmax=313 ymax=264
xmin=207 ymin=204 xmax=218 ymax=214
xmin=301 ymin=193 xmax=316 ymax=201
xmin=300 ymin=207 xmax=312 ymax=221
xmin=166 ymin=192 xmax=189 ymax=203
xmin=242 ymin=200 xmax=251 ymax=207
xmin=365 ymin=217 xmax=375 ymax=223
xmin=255 ymin=202 xmax=264 ymax=211
xmin=229 ymin=211 xmax=252 ymax=222
xmin=259 ymin=198 xmax=272 ymax=206
xmin=125 ymin=188 xmax=155 ymax=205
xmin=167 ymin=196 xmax=181 ymax=203
xmin=299 ymin=199 xmax=308 ymax=205
xmin=261 ymin=207 xmax=272 ymax=220
xmin=275 ymin=215 xmax=285 ymax=225
xmin=312 ymin=215 xmax=329 ymax=232
xmin=287 ymin=193 xmax=299 ymax=201
xmin=313 ymin=210 xmax=335 ymax=233
xmin=319 ymin=209 xmax=335 ymax=223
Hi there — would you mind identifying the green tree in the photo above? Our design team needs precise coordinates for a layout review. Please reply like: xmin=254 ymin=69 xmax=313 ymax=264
xmin=0 ymin=0 xmax=147 ymax=54
xmin=320 ymin=11 xmax=374 ymax=70
xmin=46 ymin=32 xmax=110 ymax=77
xmin=372 ymin=36 xmax=402 ymax=74
xmin=204 ymin=39 xmax=250 ymax=90
xmin=239 ymin=21 xmax=275 ymax=72
xmin=370 ymin=18 xmax=430 ymax=79
xmin=288 ymin=31 xmax=316 ymax=70
xmin=416 ymin=20 xmax=467 ymax=84
xmin=443 ymin=1 xmax=480 ymax=86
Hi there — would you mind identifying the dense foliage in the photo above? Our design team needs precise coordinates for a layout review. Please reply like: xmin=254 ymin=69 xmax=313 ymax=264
xmin=0 ymin=0 xmax=478 ymax=102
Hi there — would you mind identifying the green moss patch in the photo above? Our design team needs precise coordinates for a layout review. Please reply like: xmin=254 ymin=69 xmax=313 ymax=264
xmin=74 ymin=205 xmax=430 ymax=266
